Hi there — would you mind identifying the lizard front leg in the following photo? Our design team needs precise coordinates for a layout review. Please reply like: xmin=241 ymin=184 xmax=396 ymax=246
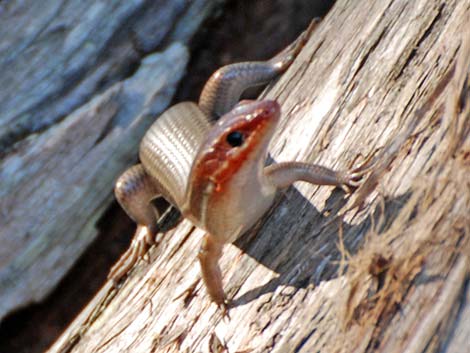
xmin=198 ymin=233 xmax=227 ymax=312
xmin=264 ymin=161 xmax=365 ymax=193
xmin=109 ymin=164 xmax=162 ymax=282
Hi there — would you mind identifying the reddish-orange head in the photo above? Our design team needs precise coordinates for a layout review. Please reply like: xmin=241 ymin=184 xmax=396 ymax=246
xmin=185 ymin=100 xmax=280 ymax=223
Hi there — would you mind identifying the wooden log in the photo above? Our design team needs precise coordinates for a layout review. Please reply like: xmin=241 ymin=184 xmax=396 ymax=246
xmin=43 ymin=0 xmax=470 ymax=352
xmin=0 ymin=0 xmax=220 ymax=321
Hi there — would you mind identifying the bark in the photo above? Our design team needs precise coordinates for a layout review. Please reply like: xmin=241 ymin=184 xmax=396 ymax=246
xmin=0 ymin=0 xmax=220 ymax=321
xmin=20 ymin=0 xmax=470 ymax=352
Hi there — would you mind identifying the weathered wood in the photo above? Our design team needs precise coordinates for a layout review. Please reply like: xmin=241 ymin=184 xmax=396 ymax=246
xmin=45 ymin=0 xmax=468 ymax=352
xmin=0 ymin=0 xmax=221 ymax=321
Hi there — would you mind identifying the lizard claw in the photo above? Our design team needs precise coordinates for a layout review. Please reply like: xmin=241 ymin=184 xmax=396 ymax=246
xmin=339 ymin=171 xmax=365 ymax=193
xmin=269 ymin=18 xmax=320 ymax=70
xmin=218 ymin=299 xmax=231 ymax=320
xmin=340 ymin=154 xmax=377 ymax=193
xmin=108 ymin=225 xmax=156 ymax=284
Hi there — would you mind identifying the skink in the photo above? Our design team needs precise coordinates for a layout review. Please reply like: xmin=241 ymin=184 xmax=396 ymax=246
xmin=111 ymin=20 xmax=362 ymax=310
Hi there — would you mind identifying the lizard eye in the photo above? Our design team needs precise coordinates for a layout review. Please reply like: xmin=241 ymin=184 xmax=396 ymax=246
xmin=226 ymin=131 xmax=244 ymax=147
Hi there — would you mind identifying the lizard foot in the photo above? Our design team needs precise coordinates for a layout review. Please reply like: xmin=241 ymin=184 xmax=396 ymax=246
xmin=108 ymin=225 xmax=155 ymax=284
xmin=339 ymin=155 xmax=377 ymax=193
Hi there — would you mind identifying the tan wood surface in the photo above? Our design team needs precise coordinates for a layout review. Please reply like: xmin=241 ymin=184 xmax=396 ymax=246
xmin=5 ymin=0 xmax=469 ymax=352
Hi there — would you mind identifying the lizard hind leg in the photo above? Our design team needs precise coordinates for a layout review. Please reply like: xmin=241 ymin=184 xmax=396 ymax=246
xmin=110 ymin=164 xmax=162 ymax=283
xmin=198 ymin=18 xmax=319 ymax=120
xmin=267 ymin=17 xmax=320 ymax=70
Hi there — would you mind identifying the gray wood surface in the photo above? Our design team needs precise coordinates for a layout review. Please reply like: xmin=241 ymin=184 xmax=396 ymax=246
xmin=0 ymin=0 xmax=219 ymax=321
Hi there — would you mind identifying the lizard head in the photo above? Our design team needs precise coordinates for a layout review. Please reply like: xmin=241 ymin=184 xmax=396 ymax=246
xmin=189 ymin=99 xmax=281 ymax=192
xmin=183 ymin=100 xmax=280 ymax=226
